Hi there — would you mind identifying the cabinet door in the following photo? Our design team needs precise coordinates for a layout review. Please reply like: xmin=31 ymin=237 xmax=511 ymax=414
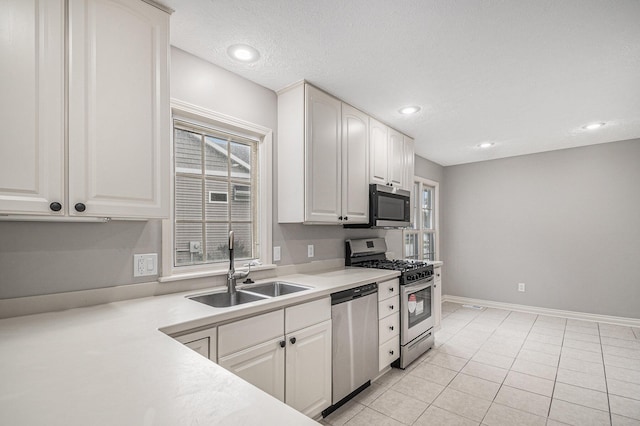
xmin=175 ymin=327 xmax=217 ymax=361
xmin=285 ymin=320 xmax=332 ymax=418
xmin=305 ymin=85 xmax=342 ymax=223
xmin=388 ymin=128 xmax=405 ymax=188
xmin=0 ymin=0 xmax=65 ymax=215
xmin=434 ymin=267 xmax=442 ymax=330
xmin=218 ymin=337 xmax=286 ymax=402
xmin=67 ymin=0 xmax=169 ymax=218
xmin=403 ymin=136 xmax=415 ymax=192
xmin=341 ymin=104 xmax=369 ymax=224
xmin=369 ymin=118 xmax=388 ymax=185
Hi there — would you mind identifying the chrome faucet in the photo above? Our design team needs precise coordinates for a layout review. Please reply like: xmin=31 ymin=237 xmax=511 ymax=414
xmin=227 ymin=231 xmax=248 ymax=297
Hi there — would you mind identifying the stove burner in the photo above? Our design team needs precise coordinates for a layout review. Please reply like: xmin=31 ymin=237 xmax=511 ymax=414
xmin=350 ymin=258 xmax=433 ymax=285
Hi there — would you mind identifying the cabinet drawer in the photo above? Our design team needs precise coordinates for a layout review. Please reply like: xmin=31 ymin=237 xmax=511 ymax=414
xmin=379 ymin=337 xmax=400 ymax=371
xmin=377 ymin=279 xmax=399 ymax=302
xmin=378 ymin=314 xmax=399 ymax=344
xmin=285 ymin=297 xmax=330 ymax=334
xmin=218 ymin=310 xmax=284 ymax=357
xmin=378 ymin=296 xmax=399 ymax=320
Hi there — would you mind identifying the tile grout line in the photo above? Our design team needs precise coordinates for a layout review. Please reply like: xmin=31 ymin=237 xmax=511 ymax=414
xmin=546 ymin=317 xmax=566 ymax=420
xmin=598 ymin=322 xmax=613 ymax=426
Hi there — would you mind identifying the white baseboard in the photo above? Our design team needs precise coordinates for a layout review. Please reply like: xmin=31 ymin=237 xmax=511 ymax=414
xmin=442 ymin=295 xmax=640 ymax=328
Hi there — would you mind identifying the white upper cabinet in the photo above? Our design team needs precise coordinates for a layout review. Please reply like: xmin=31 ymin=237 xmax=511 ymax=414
xmin=369 ymin=120 xmax=413 ymax=191
xmin=404 ymin=136 xmax=415 ymax=191
xmin=304 ymin=85 xmax=343 ymax=223
xmin=388 ymin=128 xmax=405 ymax=188
xmin=68 ymin=0 xmax=170 ymax=218
xmin=278 ymin=82 xmax=369 ymax=225
xmin=369 ymin=118 xmax=389 ymax=186
xmin=341 ymin=104 xmax=369 ymax=224
xmin=0 ymin=0 xmax=170 ymax=219
xmin=0 ymin=0 xmax=65 ymax=215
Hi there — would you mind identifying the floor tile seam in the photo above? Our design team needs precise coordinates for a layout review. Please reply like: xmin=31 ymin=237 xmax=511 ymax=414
xmin=597 ymin=323 xmax=614 ymax=426
xmin=364 ymin=403 xmax=412 ymax=425
xmin=605 ymin=374 xmax=640 ymax=387
xmin=430 ymin=396 xmax=488 ymax=424
xmin=392 ymin=375 xmax=448 ymax=403
xmin=607 ymin=388 xmax=640 ymax=402
xmin=546 ymin=324 xmax=565 ymax=418
xmin=407 ymin=401 xmax=432 ymax=426
xmin=554 ymin=373 xmax=609 ymax=393
xmin=514 ymin=353 xmax=561 ymax=369
xmin=486 ymin=399 xmax=549 ymax=423
xmin=551 ymin=391 xmax=611 ymax=413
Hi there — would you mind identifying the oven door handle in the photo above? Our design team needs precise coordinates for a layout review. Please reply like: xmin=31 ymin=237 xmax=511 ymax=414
xmin=402 ymin=278 xmax=433 ymax=294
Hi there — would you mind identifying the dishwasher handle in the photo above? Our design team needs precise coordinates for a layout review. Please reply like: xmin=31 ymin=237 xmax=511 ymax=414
xmin=331 ymin=283 xmax=378 ymax=305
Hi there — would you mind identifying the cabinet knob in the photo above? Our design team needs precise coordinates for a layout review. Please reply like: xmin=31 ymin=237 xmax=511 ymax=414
xmin=338 ymin=216 xmax=343 ymax=220
xmin=74 ymin=203 xmax=86 ymax=213
xmin=389 ymin=287 xmax=394 ymax=292
xmin=344 ymin=216 xmax=348 ymax=221
xmin=437 ymin=273 xmax=441 ymax=277
xmin=389 ymin=326 xmax=394 ymax=331
xmin=49 ymin=202 xmax=62 ymax=212
xmin=289 ymin=337 xmax=296 ymax=345
xmin=389 ymin=305 xmax=394 ymax=310
xmin=389 ymin=350 xmax=394 ymax=356
xmin=279 ymin=340 xmax=286 ymax=348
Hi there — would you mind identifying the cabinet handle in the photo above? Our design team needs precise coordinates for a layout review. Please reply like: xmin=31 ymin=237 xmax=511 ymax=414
xmin=49 ymin=202 xmax=62 ymax=212
xmin=74 ymin=203 xmax=86 ymax=213
xmin=289 ymin=337 xmax=296 ymax=345
xmin=279 ymin=340 xmax=286 ymax=348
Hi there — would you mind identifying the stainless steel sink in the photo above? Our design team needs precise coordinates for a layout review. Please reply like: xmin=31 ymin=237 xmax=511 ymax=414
xmin=188 ymin=290 xmax=269 ymax=308
xmin=241 ymin=281 xmax=312 ymax=297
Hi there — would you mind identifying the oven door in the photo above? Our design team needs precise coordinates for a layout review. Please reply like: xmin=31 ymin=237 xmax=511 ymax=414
xmin=401 ymin=278 xmax=434 ymax=344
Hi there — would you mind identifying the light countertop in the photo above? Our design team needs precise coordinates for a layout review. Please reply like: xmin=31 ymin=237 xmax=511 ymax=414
xmin=0 ymin=267 xmax=399 ymax=425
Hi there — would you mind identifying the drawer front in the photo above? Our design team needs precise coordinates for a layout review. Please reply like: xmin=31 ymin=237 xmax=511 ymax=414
xmin=377 ymin=279 xmax=399 ymax=302
xmin=218 ymin=310 xmax=284 ymax=357
xmin=378 ymin=313 xmax=399 ymax=344
xmin=285 ymin=297 xmax=331 ymax=334
xmin=378 ymin=296 xmax=399 ymax=320
xmin=378 ymin=337 xmax=400 ymax=371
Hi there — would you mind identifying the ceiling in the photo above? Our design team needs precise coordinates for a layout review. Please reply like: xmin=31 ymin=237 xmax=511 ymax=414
xmin=164 ymin=0 xmax=640 ymax=166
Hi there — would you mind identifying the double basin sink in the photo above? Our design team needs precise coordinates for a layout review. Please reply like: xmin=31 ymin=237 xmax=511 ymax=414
xmin=189 ymin=281 xmax=312 ymax=308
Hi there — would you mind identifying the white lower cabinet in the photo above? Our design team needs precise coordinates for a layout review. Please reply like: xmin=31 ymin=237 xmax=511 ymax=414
xmin=219 ymin=337 xmax=286 ymax=402
xmin=174 ymin=327 xmax=217 ymax=361
xmin=434 ymin=266 xmax=443 ymax=330
xmin=285 ymin=320 xmax=332 ymax=417
xmin=377 ymin=278 xmax=400 ymax=371
xmin=216 ymin=297 xmax=331 ymax=418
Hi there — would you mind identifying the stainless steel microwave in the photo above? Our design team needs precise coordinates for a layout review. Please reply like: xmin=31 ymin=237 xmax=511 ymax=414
xmin=345 ymin=184 xmax=411 ymax=228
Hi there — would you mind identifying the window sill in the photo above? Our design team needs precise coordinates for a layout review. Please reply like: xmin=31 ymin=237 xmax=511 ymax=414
xmin=159 ymin=263 xmax=277 ymax=283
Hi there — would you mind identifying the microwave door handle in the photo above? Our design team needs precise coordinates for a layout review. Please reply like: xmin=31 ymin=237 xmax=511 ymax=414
xmin=402 ymin=279 xmax=433 ymax=294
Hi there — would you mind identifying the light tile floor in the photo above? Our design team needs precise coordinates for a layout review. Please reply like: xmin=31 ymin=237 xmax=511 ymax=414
xmin=321 ymin=302 xmax=640 ymax=426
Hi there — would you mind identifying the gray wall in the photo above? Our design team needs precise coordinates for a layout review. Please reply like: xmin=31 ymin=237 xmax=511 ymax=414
xmin=441 ymin=138 xmax=640 ymax=319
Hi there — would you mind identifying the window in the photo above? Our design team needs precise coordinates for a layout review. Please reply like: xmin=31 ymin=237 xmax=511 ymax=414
xmin=161 ymin=101 xmax=273 ymax=281
xmin=404 ymin=177 xmax=439 ymax=261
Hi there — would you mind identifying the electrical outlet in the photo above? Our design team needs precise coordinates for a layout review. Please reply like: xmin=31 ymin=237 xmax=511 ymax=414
xmin=134 ymin=253 xmax=157 ymax=277
xmin=273 ymin=246 xmax=281 ymax=262
xmin=518 ymin=283 xmax=526 ymax=292
xmin=307 ymin=244 xmax=314 ymax=258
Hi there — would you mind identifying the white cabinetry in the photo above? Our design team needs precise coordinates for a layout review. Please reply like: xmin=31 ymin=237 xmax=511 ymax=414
xmin=369 ymin=119 xmax=414 ymax=191
xmin=434 ymin=266 xmax=442 ymax=330
xmin=217 ymin=298 xmax=331 ymax=418
xmin=278 ymin=83 xmax=369 ymax=225
xmin=0 ymin=0 xmax=169 ymax=219
xmin=175 ymin=327 xmax=217 ymax=361
xmin=377 ymin=278 xmax=400 ymax=371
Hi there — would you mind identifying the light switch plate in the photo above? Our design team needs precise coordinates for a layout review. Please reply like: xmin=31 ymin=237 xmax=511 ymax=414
xmin=134 ymin=253 xmax=157 ymax=277
xmin=307 ymin=245 xmax=314 ymax=258
xmin=273 ymin=246 xmax=281 ymax=262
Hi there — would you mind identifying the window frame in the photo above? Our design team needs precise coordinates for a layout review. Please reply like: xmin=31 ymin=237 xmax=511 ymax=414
xmin=160 ymin=99 xmax=273 ymax=282
xmin=403 ymin=177 xmax=439 ymax=261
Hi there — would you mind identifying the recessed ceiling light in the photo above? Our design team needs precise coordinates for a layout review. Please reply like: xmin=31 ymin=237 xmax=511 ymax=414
xmin=399 ymin=106 xmax=421 ymax=115
xmin=478 ymin=142 xmax=495 ymax=149
xmin=227 ymin=44 xmax=260 ymax=63
xmin=582 ymin=122 xmax=605 ymax=130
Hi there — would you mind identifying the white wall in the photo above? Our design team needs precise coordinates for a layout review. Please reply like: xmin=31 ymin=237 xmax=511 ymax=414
xmin=441 ymin=138 xmax=640 ymax=319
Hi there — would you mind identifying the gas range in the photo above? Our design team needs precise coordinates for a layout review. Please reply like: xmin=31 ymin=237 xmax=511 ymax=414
xmin=345 ymin=239 xmax=433 ymax=285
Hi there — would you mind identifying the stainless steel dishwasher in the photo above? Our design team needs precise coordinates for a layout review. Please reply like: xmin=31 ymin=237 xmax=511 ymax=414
xmin=324 ymin=283 xmax=378 ymax=416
